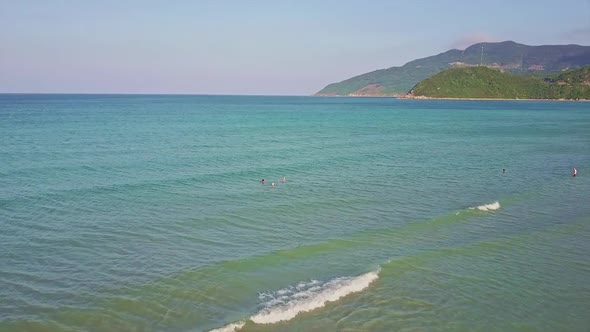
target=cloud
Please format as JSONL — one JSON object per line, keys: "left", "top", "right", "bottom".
{"left": 450, "top": 33, "right": 499, "bottom": 50}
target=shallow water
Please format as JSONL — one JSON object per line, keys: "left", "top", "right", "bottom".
{"left": 1, "top": 95, "right": 589, "bottom": 331}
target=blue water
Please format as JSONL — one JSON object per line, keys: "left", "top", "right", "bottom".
{"left": 1, "top": 95, "right": 589, "bottom": 331}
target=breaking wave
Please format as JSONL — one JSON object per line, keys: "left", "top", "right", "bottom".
{"left": 209, "top": 321, "right": 246, "bottom": 332}
{"left": 251, "top": 269, "right": 379, "bottom": 324}
{"left": 470, "top": 201, "right": 501, "bottom": 211}
{"left": 207, "top": 199, "right": 504, "bottom": 331}
{"left": 208, "top": 269, "right": 379, "bottom": 331}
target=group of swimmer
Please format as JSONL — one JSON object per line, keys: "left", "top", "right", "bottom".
{"left": 502, "top": 167, "right": 578, "bottom": 177}
{"left": 261, "top": 177, "right": 286, "bottom": 187}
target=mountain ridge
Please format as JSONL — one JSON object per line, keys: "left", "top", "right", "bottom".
{"left": 315, "top": 41, "right": 590, "bottom": 96}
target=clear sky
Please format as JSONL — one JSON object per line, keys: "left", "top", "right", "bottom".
{"left": 1, "top": 0, "right": 589, "bottom": 95}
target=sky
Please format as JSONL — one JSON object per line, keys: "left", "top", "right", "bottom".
{"left": 0, "top": 0, "right": 589, "bottom": 95}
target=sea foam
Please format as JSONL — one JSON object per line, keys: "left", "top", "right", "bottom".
{"left": 208, "top": 269, "right": 379, "bottom": 331}
{"left": 470, "top": 201, "right": 501, "bottom": 211}
{"left": 251, "top": 269, "right": 380, "bottom": 324}
{"left": 209, "top": 321, "right": 246, "bottom": 332}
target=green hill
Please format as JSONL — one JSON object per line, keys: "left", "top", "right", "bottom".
{"left": 315, "top": 41, "right": 590, "bottom": 96}
{"left": 409, "top": 66, "right": 590, "bottom": 100}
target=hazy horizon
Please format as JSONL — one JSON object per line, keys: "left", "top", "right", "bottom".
{"left": 1, "top": 0, "right": 589, "bottom": 95}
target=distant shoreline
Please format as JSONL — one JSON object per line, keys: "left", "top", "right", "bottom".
{"left": 314, "top": 94, "right": 590, "bottom": 102}
{"left": 399, "top": 95, "right": 590, "bottom": 102}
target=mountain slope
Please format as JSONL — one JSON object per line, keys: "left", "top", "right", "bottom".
{"left": 315, "top": 41, "right": 590, "bottom": 96}
{"left": 408, "top": 66, "right": 590, "bottom": 100}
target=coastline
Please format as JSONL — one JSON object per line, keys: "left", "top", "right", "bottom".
{"left": 313, "top": 94, "right": 589, "bottom": 102}
{"left": 399, "top": 94, "right": 590, "bottom": 102}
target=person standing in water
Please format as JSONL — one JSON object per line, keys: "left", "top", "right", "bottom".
{"left": 573, "top": 167, "right": 577, "bottom": 177}
{"left": 502, "top": 169, "right": 506, "bottom": 174}
{"left": 261, "top": 179, "right": 266, "bottom": 184}
{"left": 280, "top": 176, "right": 286, "bottom": 183}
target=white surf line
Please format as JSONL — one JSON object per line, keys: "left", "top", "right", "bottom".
{"left": 209, "top": 321, "right": 246, "bottom": 332}
{"left": 208, "top": 268, "right": 380, "bottom": 331}
{"left": 251, "top": 268, "right": 380, "bottom": 324}
{"left": 469, "top": 201, "right": 501, "bottom": 211}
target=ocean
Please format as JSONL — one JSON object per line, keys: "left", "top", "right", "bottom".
{"left": 0, "top": 94, "right": 589, "bottom": 331}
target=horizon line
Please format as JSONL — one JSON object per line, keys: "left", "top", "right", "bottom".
{"left": 0, "top": 92, "right": 316, "bottom": 97}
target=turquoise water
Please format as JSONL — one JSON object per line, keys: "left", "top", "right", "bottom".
{"left": 1, "top": 95, "right": 589, "bottom": 331}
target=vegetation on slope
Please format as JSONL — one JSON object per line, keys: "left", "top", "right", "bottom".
{"left": 316, "top": 41, "right": 590, "bottom": 96}
{"left": 545, "top": 66, "right": 590, "bottom": 100}
{"left": 409, "top": 66, "right": 590, "bottom": 100}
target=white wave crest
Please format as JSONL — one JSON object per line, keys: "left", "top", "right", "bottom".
{"left": 209, "top": 321, "right": 245, "bottom": 332}
{"left": 470, "top": 201, "right": 501, "bottom": 211}
{"left": 250, "top": 269, "right": 380, "bottom": 324}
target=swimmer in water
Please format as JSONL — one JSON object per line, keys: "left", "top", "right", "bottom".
{"left": 261, "top": 179, "right": 266, "bottom": 184}
{"left": 502, "top": 169, "right": 506, "bottom": 173}
{"left": 271, "top": 182, "right": 275, "bottom": 187}
{"left": 573, "top": 167, "right": 577, "bottom": 177}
